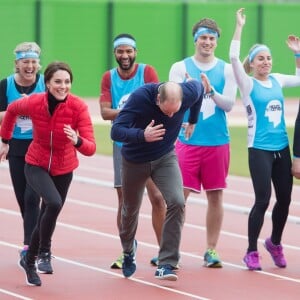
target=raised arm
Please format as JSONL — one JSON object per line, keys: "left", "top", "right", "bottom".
{"left": 286, "top": 35, "right": 300, "bottom": 72}
{"left": 232, "top": 8, "right": 246, "bottom": 42}
{"left": 229, "top": 8, "right": 252, "bottom": 97}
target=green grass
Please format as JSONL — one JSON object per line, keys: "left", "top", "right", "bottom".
{"left": 229, "top": 126, "right": 249, "bottom": 177}
{"left": 94, "top": 124, "right": 113, "bottom": 156}
{"left": 93, "top": 124, "right": 295, "bottom": 178}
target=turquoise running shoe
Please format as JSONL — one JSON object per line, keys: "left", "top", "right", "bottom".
{"left": 203, "top": 249, "right": 222, "bottom": 268}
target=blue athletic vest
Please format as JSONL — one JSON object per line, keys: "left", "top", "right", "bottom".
{"left": 110, "top": 64, "right": 146, "bottom": 147}
{"left": 248, "top": 75, "right": 288, "bottom": 150}
{"left": 7, "top": 74, "right": 45, "bottom": 139}
{"left": 110, "top": 64, "right": 146, "bottom": 109}
{"left": 178, "top": 57, "right": 229, "bottom": 146}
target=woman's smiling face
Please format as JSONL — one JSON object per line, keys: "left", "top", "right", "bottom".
{"left": 46, "top": 70, "right": 71, "bottom": 100}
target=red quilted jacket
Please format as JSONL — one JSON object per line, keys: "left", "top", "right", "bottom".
{"left": 1, "top": 92, "right": 96, "bottom": 175}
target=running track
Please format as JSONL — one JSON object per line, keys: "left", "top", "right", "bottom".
{"left": 1, "top": 99, "right": 300, "bottom": 299}
{"left": 1, "top": 152, "right": 300, "bottom": 300}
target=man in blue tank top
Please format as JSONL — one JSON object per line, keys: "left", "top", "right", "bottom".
{"left": 169, "top": 18, "right": 237, "bottom": 268}
{"left": 99, "top": 34, "right": 166, "bottom": 269}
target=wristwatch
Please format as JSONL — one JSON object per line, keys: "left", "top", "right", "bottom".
{"left": 208, "top": 87, "right": 215, "bottom": 97}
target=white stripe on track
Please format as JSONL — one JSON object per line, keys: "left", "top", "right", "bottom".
{"left": 0, "top": 288, "right": 33, "bottom": 300}
{"left": 1, "top": 208, "right": 300, "bottom": 284}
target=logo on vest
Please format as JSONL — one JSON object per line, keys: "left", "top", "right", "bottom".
{"left": 201, "top": 95, "right": 216, "bottom": 120}
{"left": 16, "top": 116, "right": 32, "bottom": 133}
{"left": 118, "top": 94, "right": 131, "bottom": 110}
{"left": 265, "top": 100, "right": 282, "bottom": 127}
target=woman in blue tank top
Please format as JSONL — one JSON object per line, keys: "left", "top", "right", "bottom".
{"left": 230, "top": 8, "right": 300, "bottom": 271}
{"left": 0, "top": 42, "right": 46, "bottom": 268}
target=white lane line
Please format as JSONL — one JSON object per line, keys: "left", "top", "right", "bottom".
{"left": 0, "top": 240, "right": 209, "bottom": 300}
{"left": 0, "top": 289, "right": 33, "bottom": 300}
{"left": 1, "top": 188, "right": 300, "bottom": 251}
{"left": 72, "top": 174, "right": 300, "bottom": 209}
{"left": 1, "top": 208, "right": 300, "bottom": 284}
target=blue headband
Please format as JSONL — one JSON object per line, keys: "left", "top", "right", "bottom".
{"left": 249, "top": 45, "right": 271, "bottom": 62}
{"left": 15, "top": 51, "right": 39, "bottom": 60}
{"left": 113, "top": 37, "right": 136, "bottom": 49}
{"left": 193, "top": 27, "right": 219, "bottom": 42}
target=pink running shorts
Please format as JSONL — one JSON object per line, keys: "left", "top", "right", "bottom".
{"left": 175, "top": 140, "right": 230, "bottom": 192}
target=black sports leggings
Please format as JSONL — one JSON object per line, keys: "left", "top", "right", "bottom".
{"left": 8, "top": 156, "right": 40, "bottom": 245}
{"left": 247, "top": 147, "right": 292, "bottom": 252}
{"left": 24, "top": 163, "right": 73, "bottom": 261}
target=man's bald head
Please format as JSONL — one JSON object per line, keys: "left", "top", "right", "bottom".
{"left": 157, "top": 82, "right": 183, "bottom": 117}
{"left": 158, "top": 82, "right": 183, "bottom": 103}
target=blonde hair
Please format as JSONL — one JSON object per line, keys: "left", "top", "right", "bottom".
{"left": 14, "top": 42, "right": 41, "bottom": 55}
{"left": 14, "top": 42, "right": 42, "bottom": 72}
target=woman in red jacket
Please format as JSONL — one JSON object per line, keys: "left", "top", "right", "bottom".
{"left": 0, "top": 61, "right": 96, "bottom": 286}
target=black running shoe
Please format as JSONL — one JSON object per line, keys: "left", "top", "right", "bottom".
{"left": 37, "top": 252, "right": 53, "bottom": 274}
{"left": 19, "top": 255, "right": 41, "bottom": 286}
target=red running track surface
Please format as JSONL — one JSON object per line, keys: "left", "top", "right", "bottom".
{"left": 1, "top": 153, "right": 300, "bottom": 300}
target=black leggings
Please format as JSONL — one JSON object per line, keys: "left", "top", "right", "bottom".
{"left": 247, "top": 147, "right": 292, "bottom": 252}
{"left": 8, "top": 156, "right": 40, "bottom": 245}
{"left": 24, "top": 164, "right": 72, "bottom": 261}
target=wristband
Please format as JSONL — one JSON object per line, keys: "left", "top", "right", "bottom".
{"left": 294, "top": 53, "right": 300, "bottom": 58}
{"left": 208, "top": 87, "right": 215, "bottom": 97}
{"left": 1, "top": 138, "right": 9, "bottom": 144}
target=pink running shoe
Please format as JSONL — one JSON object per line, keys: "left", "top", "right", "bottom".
{"left": 264, "top": 238, "right": 287, "bottom": 268}
{"left": 243, "top": 251, "right": 262, "bottom": 270}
